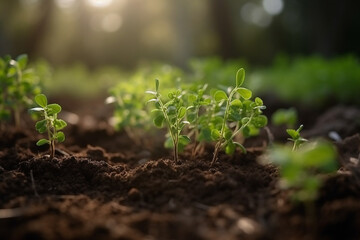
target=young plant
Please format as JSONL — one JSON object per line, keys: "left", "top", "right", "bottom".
{"left": 267, "top": 140, "right": 338, "bottom": 205}
{"left": 287, "top": 124, "right": 308, "bottom": 151}
{"left": 106, "top": 89, "right": 148, "bottom": 145}
{"left": 185, "top": 83, "right": 212, "bottom": 157}
{"left": 210, "top": 68, "right": 267, "bottom": 165}
{"left": 30, "top": 94, "right": 67, "bottom": 159}
{"left": 0, "top": 54, "right": 41, "bottom": 129}
{"left": 146, "top": 79, "right": 190, "bottom": 163}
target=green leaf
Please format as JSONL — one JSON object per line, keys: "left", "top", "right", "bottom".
{"left": 55, "top": 131, "right": 65, "bottom": 142}
{"left": 252, "top": 115, "right": 268, "bottom": 128}
{"left": 151, "top": 109, "right": 162, "bottom": 114}
{"left": 236, "top": 68, "right": 245, "bottom": 87}
{"left": 153, "top": 115, "right": 164, "bottom": 127}
{"left": 237, "top": 88, "right": 252, "bottom": 100}
{"left": 188, "top": 94, "right": 197, "bottom": 103}
{"left": 224, "top": 129, "right": 232, "bottom": 140}
{"left": 234, "top": 142, "right": 247, "bottom": 153}
{"left": 54, "top": 119, "right": 67, "bottom": 130}
{"left": 187, "top": 112, "right": 197, "bottom": 123}
{"left": 230, "top": 99, "right": 242, "bottom": 107}
{"left": 225, "top": 141, "right": 236, "bottom": 155}
{"left": 255, "top": 97, "right": 263, "bottom": 106}
{"left": 35, "top": 94, "right": 47, "bottom": 108}
{"left": 178, "top": 107, "right": 186, "bottom": 118}
{"left": 36, "top": 138, "right": 50, "bottom": 146}
{"left": 200, "top": 99, "right": 211, "bottom": 105}
{"left": 16, "top": 54, "right": 28, "bottom": 70}
{"left": 179, "top": 135, "right": 191, "bottom": 145}
{"left": 47, "top": 104, "right": 62, "bottom": 115}
{"left": 286, "top": 129, "right": 299, "bottom": 139}
{"left": 211, "top": 129, "right": 221, "bottom": 140}
{"left": 242, "top": 126, "right": 250, "bottom": 137}
{"left": 198, "top": 127, "right": 212, "bottom": 142}
{"left": 35, "top": 119, "right": 47, "bottom": 131}
{"left": 214, "top": 90, "right": 228, "bottom": 102}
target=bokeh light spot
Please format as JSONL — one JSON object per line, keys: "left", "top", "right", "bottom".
{"left": 262, "top": 0, "right": 284, "bottom": 15}
{"left": 241, "top": 2, "right": 272, "bottom": 27}
{"left": 87, "top": 0, "right": 113, "bottom": 8}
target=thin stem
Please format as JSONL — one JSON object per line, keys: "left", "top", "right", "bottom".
{"left": 211, "top": 89, "right": 237, "bottom": 164}
{"left": 191, "top": 106, "right": 200, "bottom": 159}
{"left": 157, "top": 95, "right": 178, "bottom": 162}
{"left": 230, "top": 113, "right": 254, "bottom": 139}
{"left": 173, "top": 135, "right": 178, "bottom": 163}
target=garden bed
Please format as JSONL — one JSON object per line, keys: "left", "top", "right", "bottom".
{"left": 1, "top": 95, "right": 360, "bottom": 240}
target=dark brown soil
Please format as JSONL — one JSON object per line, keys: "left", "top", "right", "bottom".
{"left": 1, "top": 100, "right": 360, "bottom": 240}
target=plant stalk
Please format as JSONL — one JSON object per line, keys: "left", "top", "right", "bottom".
{"left": 211, "top": 89, "right": 236, "bottom": 165}
{"left": 157, "top": 96, "right": 179, "bottom": 163}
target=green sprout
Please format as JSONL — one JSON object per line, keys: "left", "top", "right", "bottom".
{"left": 147, "top": 79, "right": 190, "bottom": 163}
{"left": 106, "top": 89, "right": 148, "bottom": 145}
{"left": 0, "top": 54, "right": 41, "bottom": 129}
{"left": 210, "top": 68, "right": 267, "bottom": 165}
{"left": 267, "top": 140, "right": 338, "bottom": 205}
{"left": 287, "top": 124, "right": 308, "bottom": 151}
{"left": 185, "top": 83, "right": 211, "bottom": 157}
{"left": 30, "top": 94, "right": 67, "bottom": 159}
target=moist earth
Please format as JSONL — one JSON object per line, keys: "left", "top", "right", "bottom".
{"left": 1, "top": 98, "right": 360, "bottom": 240}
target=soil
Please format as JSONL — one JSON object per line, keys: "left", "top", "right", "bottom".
{"left": 1, "top": 95, "right": 360, "bottom": 240}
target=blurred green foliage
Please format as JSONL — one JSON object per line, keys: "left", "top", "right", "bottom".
{"left": 271, "top": 107, "right": 298, "bottom": 128}
{"left": 248, "top": 55, "right": 360, "bottom": 107}
{"left": 0, "top": 54, "right": 41, "bottom": 128}
{"left": 268, "top": 140, "right": 337, "bottom": 203}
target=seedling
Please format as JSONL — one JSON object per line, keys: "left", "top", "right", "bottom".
{"left": 267, "top": 140, "right": 338, "bottom": 206}
{"left": 186, "top": 83, "right": 211, "bottom": 157}
{"left": 210, "top": 68, "right": 267, "bottom": 165}
{"left": 30, "top": 94, "right": 67, "bottom": 159}
{"left": 106, "top": 90, "right": 148, "bottom": 145}
{"left": 287, "top": 124, "right": 308, "bottom": 151}
{"left": 146, "top": 79, "right": 190, "bottom": 163}
{"left": 0, "top": 54, "right": 41, "bottom": 129}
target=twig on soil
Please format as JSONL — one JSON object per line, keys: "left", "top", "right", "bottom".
{"left": 30, "top": 170, "right": 39, "bottom": 197}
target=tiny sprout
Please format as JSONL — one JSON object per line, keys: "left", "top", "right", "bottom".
{"left": 287, "top": 124, "right": 308, "bottom": 151}
{"left": 146, "top": 79, "right": 190, "bottom": 163}
{"left": 30, "top": 94, "right": 67, "bottom": 159}
{"left": 267, "top": 140, "right": 338, "bottom": 205}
